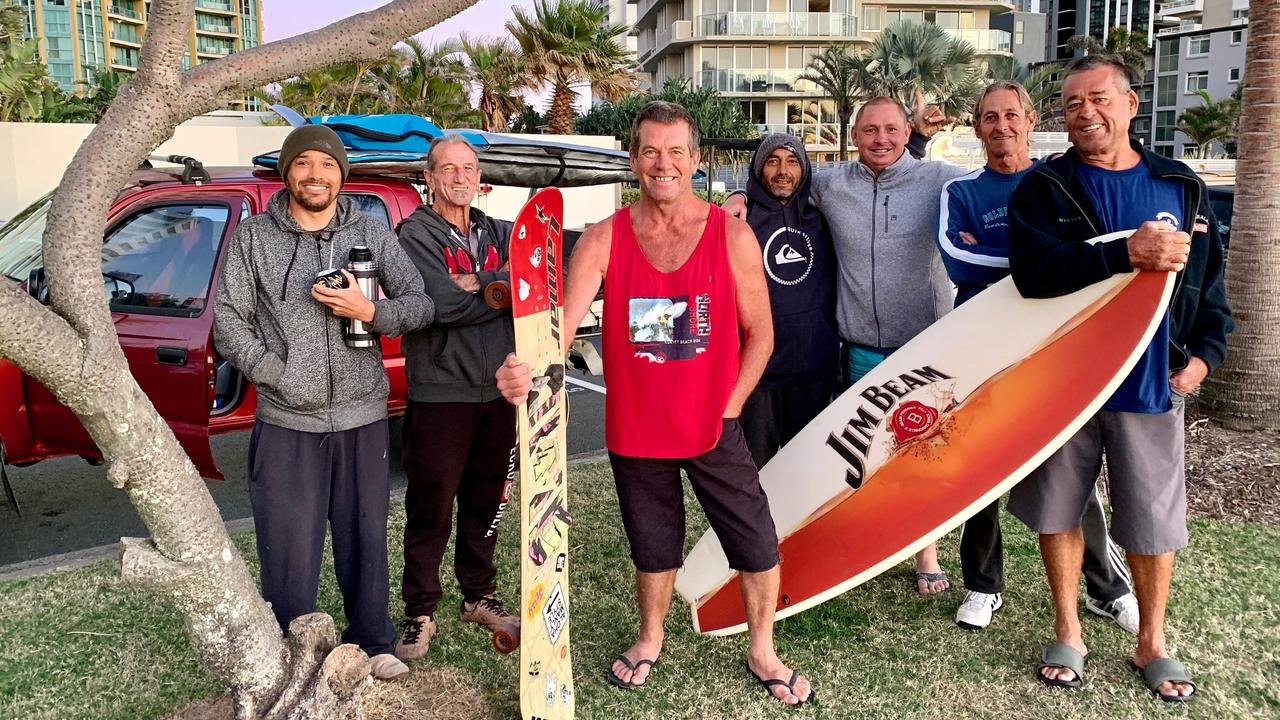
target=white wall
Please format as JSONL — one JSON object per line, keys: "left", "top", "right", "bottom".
{"left": 0, "top": 122, "right": 623, "bottom": 228}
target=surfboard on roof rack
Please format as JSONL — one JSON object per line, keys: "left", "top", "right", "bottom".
{"left": 252, "top": 107, "right": 636, "bottom": 188}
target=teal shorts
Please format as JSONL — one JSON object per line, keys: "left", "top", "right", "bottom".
{"left": 842, "top": 343, "right": 894, "bottom": 386}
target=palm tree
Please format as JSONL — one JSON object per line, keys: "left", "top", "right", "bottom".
{"left": 459, "top": 35, "right": 532, "bottom": 132}
{"left": 77, "top": 66, "right": 130, "bottom": 121}
{"left": 1067, "top": 26, "right": 1149, "bottom": 80}
{"left": 0, "top": 4, "right": 25, "bottom": 49}
{"left": 801, "top": 43, "right": 869, "bottom": 161}
{"left": 1174, "top": 89, "right": 1239, "bottom": 158}
{"left": 508, "top": 0, "right": 638, "bottom": 134}
{"left": 1203, "top": 0, "right": 1280, "bottom": 429}
{"left": 0, "top": 38, "right": 51, "bottom": 121}
{"left": 860, "top": 21, "right": 986, "bottom": 120}
{"left": 985, "top": 55, "right": 1062, "bottom": 120}
{"left": 383, "top": 38, "right": 481, "bottom": 127}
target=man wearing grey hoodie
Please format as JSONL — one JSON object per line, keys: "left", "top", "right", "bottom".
{"left": 214, "top": 124, "right": 434, "bottom": 680}
{"left": 728, "top": 97, "right": 966, "bottom": 593}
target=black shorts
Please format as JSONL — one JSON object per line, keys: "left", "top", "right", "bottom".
{"left": 608, "top": 418, "right": 780, "bottom": 573}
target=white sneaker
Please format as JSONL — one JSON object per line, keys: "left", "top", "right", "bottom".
{"left": 1086, "top": 592, "right": 1140, "bottom": 634}
{"left": 955, "top": 590, "right": 1003, "bottom": 630}
{"left": 368, "top": 653, "right": 410, "bottom": 681}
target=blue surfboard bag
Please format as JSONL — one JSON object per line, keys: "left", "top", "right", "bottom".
{"left": 310, "top": 114, "right": 445, "bottom": 153}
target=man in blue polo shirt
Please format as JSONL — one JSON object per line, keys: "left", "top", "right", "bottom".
{"left": 1007, "top": 56, "right": 1232, "bottom": 702}
{"left": 938, "top": 80, "right": 1136, "bottom": 634}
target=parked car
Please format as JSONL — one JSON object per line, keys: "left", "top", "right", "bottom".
{"left": 0, "top": 144, "right": 622, "bottom": 489}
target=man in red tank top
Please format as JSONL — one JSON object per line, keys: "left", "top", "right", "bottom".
{"left": 497, "top": 102, "right": 813, "bottom": 705}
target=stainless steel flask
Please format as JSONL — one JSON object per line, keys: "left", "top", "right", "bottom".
{"left": 344, "top": 245, "right": 380, "bottom": 348}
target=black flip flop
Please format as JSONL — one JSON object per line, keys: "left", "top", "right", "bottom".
{"left": 605, "top": 654, "right": 656, "bottom": 689}
{"left": 748, "top": 667, "right": 816, "bottom": 705}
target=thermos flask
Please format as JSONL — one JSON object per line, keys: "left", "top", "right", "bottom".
{"left": 344, "top": 246, "right": 379, "bottom": 348}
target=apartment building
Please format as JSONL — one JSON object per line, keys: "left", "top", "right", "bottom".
{"left": 16, "top": 0, "right": 264, "bottom": 109}
{"left": 1150, "top": 0, "right": 1246, "bottom": 157}
{"left": 628, "top": 0, "right": 1022, "bottom": 156}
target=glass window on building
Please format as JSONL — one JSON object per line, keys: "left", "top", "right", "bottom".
{"left": 1155, "top": 144, "right": 1175, "bottom": 157}
{"left": 1187, "top": 35, "right": 1210, "bottom": 56}
{"left": 740, "top": 99, "right": 766, "bottom": 126}
{"left": 1157, "top": 75, "right": 1177, "bottom": 106}
{"left": 1015, "top": 20, "right": 1024, "bottom": 45}
{"left": 1158, "top": 39, "right": 1178, "bottom": 73}
{"left": 862, "top": 6, "right": 881, "bottom": 32}
{"left": 1232, "top": 8, "right": 1248, "bottom": 21}
{"left": 1229, "top": 67, "right": 1240, "bottom": 83}
{"left": 1155, "top": 110, "right": 1175, "bottom": 142}
{"left": 1231, "top": 29, "right": 1243, "bottom": 45}
{"left": 1185, "top": 71, "right": 1208, "bottom": 94}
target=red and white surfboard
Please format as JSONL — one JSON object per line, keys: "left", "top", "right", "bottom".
{"left": 675, "top": 231, "right": 1175, "bottom": 636}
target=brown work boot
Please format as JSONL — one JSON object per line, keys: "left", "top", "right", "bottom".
{"left": 393, "top": 615, "right": 437, "bottom": 662}
{"left": 460, "top": 594, "right": 519, "bottom": 632}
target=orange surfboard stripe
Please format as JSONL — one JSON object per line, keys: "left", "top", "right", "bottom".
{"left": 694, "top": 271, "right": 1167, "bottom": 633}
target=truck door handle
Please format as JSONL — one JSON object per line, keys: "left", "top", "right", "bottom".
{"left": 156, "top": 347, "right": 187, "bottom": 366}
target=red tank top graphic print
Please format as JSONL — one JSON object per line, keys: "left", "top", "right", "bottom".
{"left": 603, "top": 205, "right": 739, "bottom": 458}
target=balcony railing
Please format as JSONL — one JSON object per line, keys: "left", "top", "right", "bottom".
{"left": 1158, "top": 0, "right": 1203, "bottom": 16}
{"left": 698, "top": 12, "right": 858, "bottom": 38}
{"left": 1157, "top": 22, "right": 1202, "bottom": 35}
{"left": 110, "top": 29, "right": 140, "bottom": 44}
{"left": 754, "top": 123, "right": 841, "bottom": 146}
{"left": 196, "top": 20, "right": 236, "bottom": 34}
{"left": 700, "top": 68, "right": 819, "bottom": 95}
{"left": 108, "top": 4, "right": 141, "bottom": 19}
{"left": 196, "top": 41, "right": 234, "bottom": 56}
{"left": 942, "top": 28, "right": 1011, "bottom": 52}
{"left": 195, "top": 0, "right": 235, "bottom": 12}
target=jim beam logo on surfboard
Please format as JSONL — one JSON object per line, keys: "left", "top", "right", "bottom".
{"left": 826, "top": 366, "right": 956, "bottom": 489}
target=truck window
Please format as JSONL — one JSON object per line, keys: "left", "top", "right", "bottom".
{"left": 343, "top": 193, "right": 392, "bottom": 229}
{"left": 102, "top": 203, "right": 230, "bottom": 317}
{"left": 0, "top": 191, "right": 53, "bottom": 283}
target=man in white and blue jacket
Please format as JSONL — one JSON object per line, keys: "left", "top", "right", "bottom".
{"left": 938, "top": 81, "right": 1137, "bottom": 635}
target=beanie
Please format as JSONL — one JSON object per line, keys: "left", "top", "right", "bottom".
{"left": 279, "top": 124, "right": 350, "bottom": 183}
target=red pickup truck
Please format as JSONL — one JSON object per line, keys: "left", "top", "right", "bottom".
{"left": 0, "top": 156, "right": 608, "bottom": 498}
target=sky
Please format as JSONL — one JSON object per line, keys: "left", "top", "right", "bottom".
{"left": 262, "top": 0, "right": 564, "bottom": 110}
{"left": 263, "top": 0, "right": 532, "bottom": 49}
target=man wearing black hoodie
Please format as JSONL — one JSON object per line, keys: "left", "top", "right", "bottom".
{"left": 394, "top": 135, "right": 520, "bottom": 661}
{"left": 740, "top": 134, "right": 838, "bottom": 467}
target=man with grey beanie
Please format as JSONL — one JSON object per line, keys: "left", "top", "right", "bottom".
{"left": 214, "top": 123, "right": 434, "bottom": 680}
{"left": 738, "top": 134, "right": 837, "bottom": 467}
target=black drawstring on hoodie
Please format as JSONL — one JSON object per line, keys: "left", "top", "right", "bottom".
{"left": 280, "top": 234, "right": 302, "bottom": 301}
{"left": 278, "top": 221, "right": 338, "bottom": 302}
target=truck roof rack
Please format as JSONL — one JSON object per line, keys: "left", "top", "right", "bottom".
{"left": 138, "top": 155, "right": 212, "bottom": 185}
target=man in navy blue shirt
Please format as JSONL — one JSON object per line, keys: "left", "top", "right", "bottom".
{"left": 938, "top": 81, "right": 1136, "bottom": 634}
{"left": 1008, "top": 56, "right": 1232, "bottom": 702}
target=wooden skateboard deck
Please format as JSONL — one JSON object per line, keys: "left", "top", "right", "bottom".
{"left": 510, "top": 187, "right": 575, "bottom": 719}
{"left": 676, "top": 231, "right": 1176, "bottom": 635}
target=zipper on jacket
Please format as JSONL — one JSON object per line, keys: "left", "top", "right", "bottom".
{"left": 870, "top": 180, "right": 882, "bottom": 348}
{"left": 316, "top": 239, "right": 337, "bottom": 431}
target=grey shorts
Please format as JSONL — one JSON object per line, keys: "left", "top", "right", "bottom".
{"left": 1008, "top": 393, "right": 1187, "bottom": 555}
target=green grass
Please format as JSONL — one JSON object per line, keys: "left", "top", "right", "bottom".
{"left": 1, "top": 460, "right": 1278, "bottom": 719}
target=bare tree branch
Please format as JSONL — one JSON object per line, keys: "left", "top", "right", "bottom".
{"left": 0, "top": 1, "right": 481, "bottom": 715}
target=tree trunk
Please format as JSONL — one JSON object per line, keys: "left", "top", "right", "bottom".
{"left": 0, "top": 1, "right": 477, "bottom": 717}
{"left": 839, "top": 114, "right": 850, "bottom": 163}
{"left": 1203, "top": 0, "right": 1280, "bottom": 429}
{"left": 547, "top": 80, "right": 577, "bottom": 134}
